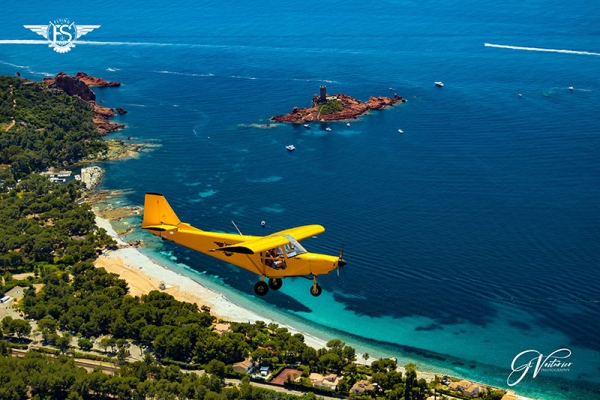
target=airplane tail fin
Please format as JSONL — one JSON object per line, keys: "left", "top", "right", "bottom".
{"left": 142, "top": 192, "right": 181, "bottom": 231}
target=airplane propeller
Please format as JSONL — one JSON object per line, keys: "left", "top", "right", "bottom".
{"left": 336, "top": 242, "right": 347, "bottom": 277}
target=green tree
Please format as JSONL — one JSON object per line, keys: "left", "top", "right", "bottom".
{"left": 77, "top": 337, "right": 93, "bottom": 351}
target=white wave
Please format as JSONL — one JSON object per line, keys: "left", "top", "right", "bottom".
{"left": 292, "top": 78, "right": 340, "bottom": 84}
{"left": 153, "top": 70, "right": 214, "bottom": 77}
{"left": 484, "top": 43, "right": 600, "bottom": 56}
{"left": 0, "top": 60, "right": 29, "bottom": 68}
{"left": 231, "top": 75, "right": 257, "bottom": 80}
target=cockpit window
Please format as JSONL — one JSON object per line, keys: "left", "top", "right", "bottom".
{"left": 282, "top": 235, "right": 307, "bottom": 256}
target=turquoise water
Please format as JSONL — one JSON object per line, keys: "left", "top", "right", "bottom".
{"left": 2, "top": 1, "right": 600, "bottom": 398}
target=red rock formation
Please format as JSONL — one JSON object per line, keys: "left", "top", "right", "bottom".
{"left": 75, "top": 72, "right": 121, "bottom": 87}
{"left": 42, "top": 72, "right": 125, "bottom": 134}
{"left": 91, "top": 102, "right": 125, "bottom": 135}
{"left": 272, "top": 91, "right": 406, "bottom": 123}
{"left": 45, "top": 72, "right": 96, "bottom": 101}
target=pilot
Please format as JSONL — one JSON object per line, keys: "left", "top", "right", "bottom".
{"left": 270, "top": 248, "right": 286, "bottom": 269}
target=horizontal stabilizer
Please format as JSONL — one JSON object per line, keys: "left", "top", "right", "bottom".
{"left": 143, "top": 224, "right": 179, "bottom": 232}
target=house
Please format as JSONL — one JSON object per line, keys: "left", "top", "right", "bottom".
{"left": 213, "top": 323, "right": 231, "bottom": 335}
{"left": 463, "top": 382, "right": 485, "bottom": 397}
{"left": 448, "top": 380, "right": 485, "bottom": 397}
{"left": 350, "top": 379, "right": 374, "bottom": 395}
{"left": 309, "top": 373, "right": 341, "bottom": 390}
{"left": 232, "top": 359, "right": 255, "bottom": 374}
{"left": 259, "top": 365, "right": 271, "bottom": 377}
{"left": 271, "top": 368, "right": 303, "bottom": 385}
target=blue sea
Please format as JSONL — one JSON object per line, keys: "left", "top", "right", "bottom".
{"left": 2, "top": 1, "right": 599, "bottom": 398}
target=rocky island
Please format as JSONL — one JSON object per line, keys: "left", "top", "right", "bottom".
{"left": 272, "top": 85, "right": 406, "bottom": 123}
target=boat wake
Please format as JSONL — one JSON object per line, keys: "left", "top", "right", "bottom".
{"left": 153, "top": 70, "right": 214, "bottom": 77}
{"left": 484, "top": 43, "right": 600, "bottom": 56}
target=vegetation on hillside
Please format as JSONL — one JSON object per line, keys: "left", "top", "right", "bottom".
{"left": 0, "top": 174, "right": 115, "bottom": 273}
{"left": 0, "top": 76, "right": 107, "bottom": 177}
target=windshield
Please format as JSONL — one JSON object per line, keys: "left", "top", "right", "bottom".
{"left": 281, "top": 234, "right": 307, "bottom": 256}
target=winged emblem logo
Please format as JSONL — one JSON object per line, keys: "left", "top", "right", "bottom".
{"left": 24, "top": 19, "right": 100, "bottom": 53}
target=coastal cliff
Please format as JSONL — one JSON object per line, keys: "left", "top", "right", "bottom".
{"left": 43, "top": 72, "right": 126, "bottom": 134}
{"left": 272, "top": 88, "right": 406, "bottom": 123}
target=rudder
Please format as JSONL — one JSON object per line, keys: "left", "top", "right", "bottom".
{"left": 142, "top": 192, "right": 181, "bottom": 229}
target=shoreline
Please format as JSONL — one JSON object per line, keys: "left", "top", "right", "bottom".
{"left": 92, "top": 213, "right": 538, "bottom": 399}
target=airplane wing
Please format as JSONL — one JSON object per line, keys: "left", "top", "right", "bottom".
{"left": 23, "top": 25, "right": 49, "bottom": 39}
{"left": 271, "top": 224, "right": 325, "bottom": 241}
{"left": 76, "top": 25, "right": 101, "bottom": 39}
{"left": 215, "top": 224, "right": 324, "bottom": 254}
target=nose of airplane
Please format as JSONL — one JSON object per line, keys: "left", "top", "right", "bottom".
{"left": 338, "top": 258, "right": 347, "bottom": 267}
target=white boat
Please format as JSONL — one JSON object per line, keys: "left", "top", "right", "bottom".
{"left": 435, "top": 81, "right": 444, "bottom": 87}
{"left": 398, "top": 129, "right": 404, "bottom": 134}
{"left": 325, "top": 127, "right": 332, "bottom": 132}
{"left": 286, "top": 145, "right": 296, "bottom": 151}
{"left": 346, "top": 123, "right": 351, "bottom": 127}
{"left": 569, "top": 86, "right": 574, "bottom": 91}
{"left": 303, "top": 123, "right": 310, "bottom": 129}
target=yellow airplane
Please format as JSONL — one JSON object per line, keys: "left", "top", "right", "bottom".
{"left": 141, "top": 193, "right": 346, "bottom": 297}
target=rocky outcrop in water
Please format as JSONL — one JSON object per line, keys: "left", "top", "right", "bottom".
{"left": 272, "top": 90, "right": 406, "bottom": 123}
{"left": 75, "top": 72, "right": 120, "bottom": 87}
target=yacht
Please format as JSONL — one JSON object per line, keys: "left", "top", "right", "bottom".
{"left": 325, "top": 127, "right": 332, "bottom": 132}
{"left": 286, "top": 145, "right": 296, "bottom": 151}
{"left": 435, "top": 81, "right": 444, "bottom": 87}
{"left": 398, "top": 129, "right": 404, "bottom": 134}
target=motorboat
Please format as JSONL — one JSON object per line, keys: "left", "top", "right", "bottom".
{"left": 346, "top": 123, "right": 351, "bottom": 127}
{"left": 569, "top": 86, "right": 574, "bottom": 91}
{"left": 286, "top": 145, "right": 296, "bottom": 151}
{"left": 398, "top": 129, "right": 404, "bottom": 134}
{"left": 435, "top": 81, "right": 444, "bottom": 87}
{"left": 325, "top": 127, "right": 332, "bottom": 132}
{"left": 303, "top": 123, "right": 310, "bottom": 129}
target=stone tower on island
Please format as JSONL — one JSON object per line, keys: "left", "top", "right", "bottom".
{"left": 319, "top": 85, "right": 327, "bottom": 102}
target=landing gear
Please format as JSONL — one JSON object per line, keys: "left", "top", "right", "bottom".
{"left": 254, "top": 281, "right": 269, "bottom": 296}
{"left": 310, "top": 283, "right": 322, "bottom": 297}
{"left": 268, "top": 278, "right": 283, "bottom": 290}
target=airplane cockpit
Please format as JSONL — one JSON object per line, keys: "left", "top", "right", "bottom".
{"left": 262, "top": 235, "right": 308, "bottom": 269}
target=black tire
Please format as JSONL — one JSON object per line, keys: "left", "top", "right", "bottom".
{"left": 310, "top": 284, "right": 322, "bottom": 297}
{"left": 254, "top": 281, "right": 269, "bottom": 296}
{"left": 268, "top": 278, "right": 283, "bottom": 290}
